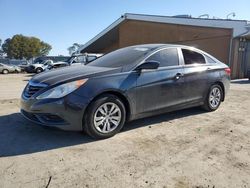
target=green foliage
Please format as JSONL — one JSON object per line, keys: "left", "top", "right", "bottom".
{"left": 67, "top": 43, "right": 81, "bottom": 55}
{"left": 2, "top": 35, "right": 52, "bottom": 59}
{"left": 0, "top": 39, "right": 3, "bottom": 57}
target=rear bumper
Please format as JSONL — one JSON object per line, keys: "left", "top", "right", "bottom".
{"left": 221, "top": 75, "right": 230, "bottom": 100}
{"left": 20, "top": 93, "right": 90, "bottom": 131}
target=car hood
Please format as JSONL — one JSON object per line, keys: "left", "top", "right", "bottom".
{"left": 55, "top": 61, "right": 68, "bottom": 64}
{"left": 30, "top": 64, "right": 43, "bottom": 67}
{"left": 31, "top": 65, "right": 121, "bottom": 86}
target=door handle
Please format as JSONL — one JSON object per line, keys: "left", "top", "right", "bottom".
{"left": 174, "top": 73, "right": 184, "bottom": 80}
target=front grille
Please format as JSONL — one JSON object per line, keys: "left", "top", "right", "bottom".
{"left": 23, "top": 82, "right": 47, "bottom": 98}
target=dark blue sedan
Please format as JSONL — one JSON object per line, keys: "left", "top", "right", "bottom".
{"left": 20, "top": 44, "right": 230, "bottom": 139}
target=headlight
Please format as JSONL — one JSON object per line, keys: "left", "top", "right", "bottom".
{"left": 36, "top": 79, "right": 88, "bottom": 99}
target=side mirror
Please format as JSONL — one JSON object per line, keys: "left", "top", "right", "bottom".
{"left": 135, "top": 60, "right": 160, "bottom": 71}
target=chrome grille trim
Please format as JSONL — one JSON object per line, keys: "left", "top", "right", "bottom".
{"left": 23, "top": 81, "right": 48, "bottom": 98}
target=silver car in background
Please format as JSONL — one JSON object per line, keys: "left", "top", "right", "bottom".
{"left": 0, "top": 63, "right": 21, "bottom": 74}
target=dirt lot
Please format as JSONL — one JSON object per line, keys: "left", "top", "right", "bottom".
{"left": 0, "top": 74, "right": 250, "bottom": 188}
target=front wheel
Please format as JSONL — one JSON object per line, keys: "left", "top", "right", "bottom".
{"left": 36, "top": 68, "right": 43, "bottom": 73}
{"left": 202, "top": 84, "right": 223, "bottom": 111}
{"left": 2, "top": 69, "right": 9, "bottom": 74}
{"left": 83, "top": 94, "right": 126, "bottom": 139}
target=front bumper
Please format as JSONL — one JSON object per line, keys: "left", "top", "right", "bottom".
{"left": 25, "top": 66, "right": 37, "bottom": 73}
{"left": 20, "top": 93, "right": 89, "bottom": 131}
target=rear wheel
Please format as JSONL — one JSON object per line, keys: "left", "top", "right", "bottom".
{"left": 2, "top": 69, "right": 9, "bottom": 74}
{"left": 202, "top": 84, "right": 223, "bottom": 111}
{"left": 83, "top": 94, "right": 126, "bottom": 139}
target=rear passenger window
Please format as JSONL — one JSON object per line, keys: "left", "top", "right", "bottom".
{"left": 205, "top": 56, "right": 217, "bottom": 64}
{"left": 146, "top": 48, "right": 179, "bottom": 67}
{"left": 182, "top": 49, "right": 206, "bottom": 65}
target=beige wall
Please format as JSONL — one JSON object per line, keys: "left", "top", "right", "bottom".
{"left": 101, "top": 40, "right": 119, "bottom": 54}
{"left": 118, "top": 20, "right": 232, "bottom": 65}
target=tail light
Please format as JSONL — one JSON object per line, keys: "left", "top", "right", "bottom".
{"left": 224, "top": 68, "right": 231, "bottom": 76}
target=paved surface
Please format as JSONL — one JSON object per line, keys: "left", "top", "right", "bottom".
{"left": 0, "top": 74, "right": 32, "bottom": 100}
{"left": 0, "top": 74, "right": 250, "bottom": 188}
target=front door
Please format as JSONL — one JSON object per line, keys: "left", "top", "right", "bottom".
{"left": 135, "top": 48, "right": 185, "bottom": 114}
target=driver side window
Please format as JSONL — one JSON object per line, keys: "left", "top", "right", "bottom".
{"left": 146, "top": 48, "right": 179, "bottom": 67}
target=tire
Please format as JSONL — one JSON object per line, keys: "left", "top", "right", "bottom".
{"left": 36, "top": 68, "right": 43, "bottom": 73}
{"left": 202, "top": 84, "right": 223, "bottom": 111}
{"left": 2, "top": 69, "right": 9, "bottom": 74}
{"left": 83, "top": 94, "right": 126, "bottom": 139}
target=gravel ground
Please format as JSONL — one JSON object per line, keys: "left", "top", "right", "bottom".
{"left": 0, "top": 74, "right": 250, "bottom": 188}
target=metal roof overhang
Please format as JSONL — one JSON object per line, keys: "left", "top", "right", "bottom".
{"left": 240, "top": 30, "right": 250, "bottom": 39}
{"left": 79, "top": 13, "right": 249, "bottom": 53}
{"left": 81, "top": 25, "right": 119, "bottom": 53}
{"left": 79, "top": 17, "right": 125, "bottom": 53}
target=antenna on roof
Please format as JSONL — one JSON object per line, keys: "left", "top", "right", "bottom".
{"left": 198, "top": 14, "right": 209, "bottom": 19}
{"left": 226, "top": 12, "right": 236, "bottom": 19}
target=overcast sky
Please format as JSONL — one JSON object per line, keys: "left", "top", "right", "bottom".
{"left": 0, "top": 0, "right": 249, "bottom": 56}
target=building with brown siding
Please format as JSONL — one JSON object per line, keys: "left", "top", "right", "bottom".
{"left": 79, "top": 13, "right": 250, "bottom": 79}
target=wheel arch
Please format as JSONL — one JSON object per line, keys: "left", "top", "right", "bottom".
{"left": 85, "top": 90, "right": 132, "bottom": 122}
{"left": 213, "top": 81, "right": 225, "bottom": 101}
{"left": 2, "top": 69, "right": 9, "bottom": 74}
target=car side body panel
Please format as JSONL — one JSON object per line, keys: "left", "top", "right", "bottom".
{"left": 20, "top": 44, "right": 231, "bottom": 131}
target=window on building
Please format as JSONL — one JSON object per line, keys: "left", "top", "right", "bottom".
{"left": 146, "top": 48, "right": 179, "bottom": 67}
{"left": 182, "top": 49, "right": 206, "bottom": 65}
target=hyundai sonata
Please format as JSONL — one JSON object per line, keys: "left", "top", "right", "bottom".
{"left": 21, "top": 44, "right": 230, "bottom": 138}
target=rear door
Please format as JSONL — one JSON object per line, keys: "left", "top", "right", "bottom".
{"left": 135, "top": 48, "right": 185, "bottom": 114}
{"left": 180, "top": 48, "right": 210, "bottom": 103}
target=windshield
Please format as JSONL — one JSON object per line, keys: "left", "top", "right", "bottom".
{"left": 67, "top": 56, "right": 76, "bottom": 63}
{"left": 87, "top": 46, "right": 152, "bottom": 69}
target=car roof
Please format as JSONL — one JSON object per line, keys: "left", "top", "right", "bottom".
{"left": 128, "top": 43, "right": 217, "bottom": 58}
{"left": 135, "top": 43, "right": 221, "bottom": 63}
{"left": 128, "top": 43, "right": 198, "bottom": 50}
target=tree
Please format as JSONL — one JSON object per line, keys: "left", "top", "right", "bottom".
{"left": 0, "top": 39, "right": 3, "bottom": 57}
{"left": 2, "top": 35, "right": 52, "bottom": 59}
{"left": 67, "top": 43, "right": 82, "bottom": 55}
{"left": 2, "top": 38, "right": 11, "bottom": 56}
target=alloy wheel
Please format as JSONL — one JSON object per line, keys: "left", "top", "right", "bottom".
{"left": 93, "top": 102, "right": 122, "bottom": 133}
{"left": 209, "top": 87, "right": 221, "bottom": 109}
